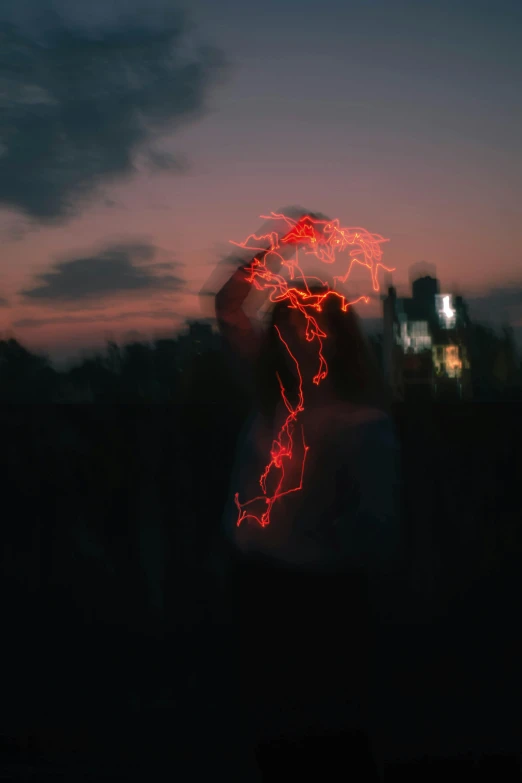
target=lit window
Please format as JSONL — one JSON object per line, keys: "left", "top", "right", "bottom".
{"left": 436, "top": 295, "right": 457, "bottom": 329}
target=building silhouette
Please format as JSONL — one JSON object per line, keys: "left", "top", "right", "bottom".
{"left": 382, "top": 275, "right": 472, "bottom": 401}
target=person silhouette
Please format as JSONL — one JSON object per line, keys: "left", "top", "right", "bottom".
{"left": 211, "top": 209, "right": 405, "bottom": 780}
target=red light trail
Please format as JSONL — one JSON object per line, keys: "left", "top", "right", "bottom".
{"left": 229, "top": 212, "right": 392, "bottom": 530}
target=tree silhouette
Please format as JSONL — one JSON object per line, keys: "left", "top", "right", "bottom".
{"left": 0, "top": 316, "right": 519, "bottom": 404}
{"left": 468, "top": 323, "right": 521, "bottom": 400}
{"left": 0, "top": 338, "right": 58, "bottom": 402}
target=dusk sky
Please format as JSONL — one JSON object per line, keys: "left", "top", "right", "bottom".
{"left": 1, "top": 0, "right": 521, "bottom": 365}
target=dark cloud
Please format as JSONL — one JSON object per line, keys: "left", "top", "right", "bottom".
{"left": 0, "top": 295, "right": 9, "bottom": 306}
{"left": 13, "top": 307, "right": 180, "bottom": 329}
{"left": 19, "top": 240, "right": 184, "bottom": 303}
{"left": 0, "top": 1, "right": 226, "bottom": 223}
{"left": 144, "top": 149, "right": 189, "bottom": 174}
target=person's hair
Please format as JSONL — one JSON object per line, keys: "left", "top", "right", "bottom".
{"left": 254, "top": 285, "right": 390, "bottom": 418}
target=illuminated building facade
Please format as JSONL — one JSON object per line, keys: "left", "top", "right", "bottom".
{"left": 382, "top": 275, "right": 471, "bottom": 400}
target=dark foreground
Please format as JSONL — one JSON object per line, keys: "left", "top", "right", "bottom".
{"left": 1, "top": 403, "right": 521, "bottom": 780}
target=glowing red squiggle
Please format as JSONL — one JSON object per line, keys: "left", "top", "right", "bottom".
{"left": 230, "top": 212, "right": 393, "bottom": 529}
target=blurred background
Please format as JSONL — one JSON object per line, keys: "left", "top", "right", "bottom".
{"left": 1, "top": 1, "right": 521, "bottom": 780}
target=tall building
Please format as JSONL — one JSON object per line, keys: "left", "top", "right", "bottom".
{"left": 382, "top": 275, "right": 471, "bottom": 401}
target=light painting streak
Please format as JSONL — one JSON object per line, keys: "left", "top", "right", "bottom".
{"left": 229, "top": 212, "right": 393, "bottom": 529}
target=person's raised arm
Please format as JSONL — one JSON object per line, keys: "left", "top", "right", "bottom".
{"left": 205, "top": 209, "right": 327, "bottom": 385}
{"left": 214, "top": 251, "right": 266, "bottom": 365}
{"left": 214, "top": 219, "right": 308, "bottom": 363}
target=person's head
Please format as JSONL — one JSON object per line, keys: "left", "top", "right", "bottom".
{"left": 255, "top": 283, "right": 390, "bottom": 417}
